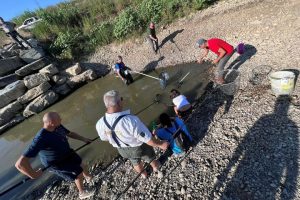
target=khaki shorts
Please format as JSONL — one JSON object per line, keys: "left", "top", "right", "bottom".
{"left": 117, "top": 143, "right": 156, "bottom": 166}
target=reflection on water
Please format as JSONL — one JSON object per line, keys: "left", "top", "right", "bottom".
{"left": 0, "top": 62, "right": 210, "bottom": 199}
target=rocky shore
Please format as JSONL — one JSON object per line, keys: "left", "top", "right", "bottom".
{"left": 0, "top": 46, "right": 109, "bottom": 134}
{"left": 19, "top": 0, "right": 300, "bottom": 199}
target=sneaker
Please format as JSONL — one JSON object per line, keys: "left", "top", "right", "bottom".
{"left": 79, "top": 190, "right": 95, "bottom": 199}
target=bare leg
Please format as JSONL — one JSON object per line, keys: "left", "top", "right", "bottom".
{"left": 150, "top": 159, "right": 161, "bottom": 172}
{"left": 133, "top": 162, "right": 148, "bottom": 178}
{"left": 81, "top": 163, "right": 92, "bottom": 179}
{"left": 75, "top": 172, "right": 85, "bottom": 194}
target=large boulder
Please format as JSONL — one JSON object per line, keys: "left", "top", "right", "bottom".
{"left": 0, "top": 49, "right": 19, "bottom": 58}
{"left": 81, "top": 62, "right": 110, "bottom": 78}
{"left": 0, "top": 101, "right": 23, "bottom": 126}
{"left": 23, "top": 73, "right": 50, "bottom": 89}
{"left": 39, "top": 64, "right": 59, "bottom": 77}
{"left": 53, "top": 84, "right": 71, "bottom": 96}
{"left": 19, "top": 47, "right": 45, "bottom": 63}
{"left": 0, "top": 56, "right": 24, "bottom": 76}
{"left": 67, "top": 69, "right": 97, "bottom": 88}
{"left": 23, "top": 90, "right": 59, "bottom": 117}
{"left": 15, "top": 58, "right": 49, "bottom": 77}
{"left": 52, "top": 75, "right": 67, "bottom": 85}
{"left": 17, "top": 82, "right": 52, "bottom": 104}
{"left": 65, "top": 63, "right": 82, "bottom": 76}
{"left": 0, "top": 115, "right": 25, "bottom": 134}
{"left": 0, "top": 74, "right": 18, "bottom": 89}
{"left": 0, "top": 81, "right": 26, "bottom": 108}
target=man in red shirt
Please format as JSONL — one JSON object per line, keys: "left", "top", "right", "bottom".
{"left": 196, "top": 38, "right": 234, "bottom": 84}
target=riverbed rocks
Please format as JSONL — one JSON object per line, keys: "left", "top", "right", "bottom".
{"left": 0, "top": 74, "right": 18, "bottom": 88}
{"left": 19, "top": 47, "right": 45, "bottom": 63}
{"left": 0, "top": 46, "right": 109, "bottom": 133}
{"left": 0, "top": 56, "right": 23, "bottom": 76}
{"left": 0, "top": 101, "right": 23, "bottom": 126}
{"left": 15, "top": 58, "right": 49, "bottom": 77}
{"left": 65, "top": 63, "right": 82, "bottom": 76}
{"left": 23, "top": 90, "right": 59, "bottom": 117}
{"left": 67, "top": 69, "right": 97, "bottom": 88}
{"left": 0, "top": 80, "right": 26, "bottom": 108}
{"left": 17, "top": 82, "right": 52, "bottom": 104}
{"left": 23, "top": 73, "right": 50, "bottom": 89}
{"left": 39, "top": 64, "right": 59, "bottom": 77}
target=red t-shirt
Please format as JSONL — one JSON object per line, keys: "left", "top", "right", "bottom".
{"left": 207, "top": 38, "right": 234, "bottom": 56}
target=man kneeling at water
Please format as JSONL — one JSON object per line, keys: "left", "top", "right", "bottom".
{"left": 15, "top": 112, "right": 95, "bottom": 199}
{"left": 96, "top": 90, "right": 169, "bottom": 178}
{"left": 114, "top": 55, "right": 134, "bottom": 85}
{"left": 153, "top": 113, "right": 193, "bottom": 156}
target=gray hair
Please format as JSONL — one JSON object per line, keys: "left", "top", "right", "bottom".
{"left": 103, "top": 90, "right": 121, "bottom": 108}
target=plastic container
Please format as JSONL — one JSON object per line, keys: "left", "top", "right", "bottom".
{"left": 269, "top": 71, "right": 295, "bottom": 96}
{"left": 219, "top": 69, "right": 240, "bottom": 96}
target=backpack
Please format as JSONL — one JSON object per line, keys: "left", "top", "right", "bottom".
{"left": 237, "top": 42, "right": 245, "bottom": 54}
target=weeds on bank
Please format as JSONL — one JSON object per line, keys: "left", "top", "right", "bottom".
{"left": 10, "top": 0, "right": 217, "bottom": 60}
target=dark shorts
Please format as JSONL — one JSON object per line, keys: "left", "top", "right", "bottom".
{"left": 49, "top": 151, "right": 83, "bottom": 181}
{"left": 117, "top": 143, "right": 156, "bottom": 166}
{"left": 178, "top": 106, "right": 193, "bottom": 121}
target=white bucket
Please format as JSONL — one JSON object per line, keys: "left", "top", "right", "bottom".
{"left": 269, "top": 71, "right": 295, "bottom": 96}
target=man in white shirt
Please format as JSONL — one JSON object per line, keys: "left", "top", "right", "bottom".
{"left": 96, "top": 90, "right": 169, "bottom": 178}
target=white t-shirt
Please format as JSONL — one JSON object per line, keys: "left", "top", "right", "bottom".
{"left": 96, "top": 110, "right": 152, "bottom": 148}
{"left": 172, "top": 95, "right": 190, "bottom": 109}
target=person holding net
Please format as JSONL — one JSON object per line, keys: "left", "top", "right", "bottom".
{"left": 153, "top": 113, "right": 193, "bottom": 156}
{"left": 114, "top": 55, "right": 134, "bottom": 85}
{"left": 15, "top": 112, "right": 95, "bottom": 200}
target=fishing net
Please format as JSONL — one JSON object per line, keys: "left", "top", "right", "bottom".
{"left": 158, "top": 71, "right": 170, "bottom": 89}
{"left": 249, "top": 65, "right": 272, "bottom": 85}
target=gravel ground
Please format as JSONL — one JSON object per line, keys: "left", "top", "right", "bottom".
{"left": 35, "top": 0, "right": 300, "bottom": 199}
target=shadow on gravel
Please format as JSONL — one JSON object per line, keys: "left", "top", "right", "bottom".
{"left": 142, "top": 56, "right": 165, "bottom": 73}
{"left": 213, "top": 98, "right": 298, "bottom": 200}
{"left": 228, "top": 44, "right": 257, "bottom": 70}
{"left": 159, "top": 29, "right": 184, "bottom": 49}
{"left": 191, "top": 82, "right": 234, "bottom": 143}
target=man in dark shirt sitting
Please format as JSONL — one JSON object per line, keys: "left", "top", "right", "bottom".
{"left": 15, "top": 112, "right": 94, "bottom": 199}
{"left": 148, "top": 22, "right": 159, "bottom": 53}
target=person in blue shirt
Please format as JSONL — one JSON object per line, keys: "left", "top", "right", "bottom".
{"left": 153, "top": 113, "right": 193, "bottom": 155}
{"left": 114, "top": 55, "right": 134, "bottom": 85}
{"left": 15, "top": 112, "right": 95, "bottom": 199}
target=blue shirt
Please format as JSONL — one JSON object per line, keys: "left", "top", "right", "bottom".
{"left": 115, "top": 62, "right": 126, "bottom": 71}
{"left": 23, "top": 125, "right": 72, "bottom": 167}
{"left": 156, "top": 117, "right": 192, "bottom": 154}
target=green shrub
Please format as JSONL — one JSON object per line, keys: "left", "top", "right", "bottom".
{"left": 113, "top": 7, "right": 141, "bottom": 39}
{"left": 50, "top": 30, "right": 84, "bottom": 59}
{"left": 37, "top": 4, "right": 82, "bottom": 29}
{"left": 138, "top": 0, "right": 163, "bottom": 24}
{"left": 193, "top": 0, "right": 215, "bottom": 10}
{"left": 89, "top": 21, "right": 114, "bottom": 46}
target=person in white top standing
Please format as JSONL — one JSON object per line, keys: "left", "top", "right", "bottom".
{"left": 96, "top": 90, "right": 169, "bottom": 178}
{"left": 170, "top": 89, "right": 192, "bottom": 120}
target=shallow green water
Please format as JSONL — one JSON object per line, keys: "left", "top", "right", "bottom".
{"left": 0, "top": 62, "right": 210, "bottom": 199}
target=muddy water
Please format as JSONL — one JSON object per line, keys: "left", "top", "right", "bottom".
{"left": 0, "top": 62, "right": 210, "bottom": 199}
